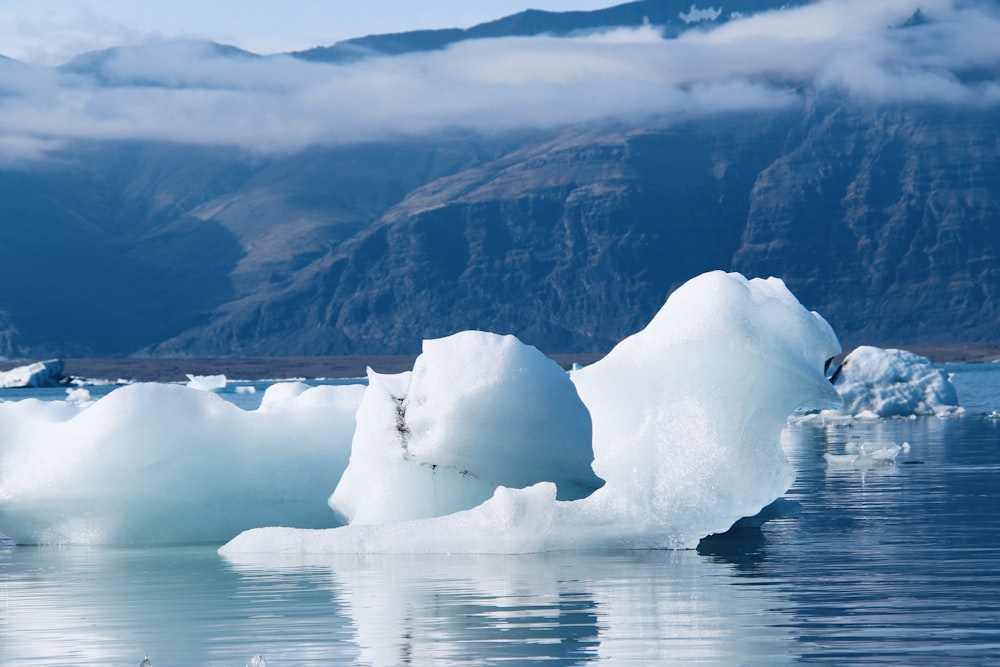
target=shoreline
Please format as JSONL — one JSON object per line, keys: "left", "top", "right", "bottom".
{"left": 1, "top": 345, "right": 996, "bottom": 383}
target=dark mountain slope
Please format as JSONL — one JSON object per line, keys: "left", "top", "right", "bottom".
{"left": 149, "top": 104, "right": 1000, "bottom": 357}
{"left": 734, "top": 105, "right": 1000, "bottom": 346}
{"left": 294, "top": 0, "right": 806, "bottom": 63}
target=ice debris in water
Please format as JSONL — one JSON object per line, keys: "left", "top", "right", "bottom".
{"left": 139, "top": 657, "right": 152, "bottom": 667}
{"left": 830, "top": 346, "right": 961, "bottom": 418}
{"left": 328, "top": 331, "right": 602, "bottom": 524}
{"left": 222, "top": 271, "right": 842, "bottom": 556}
{"left": 65, "top": 387, "right": 92, "bottom": 405}
{"left": 824, "top": 441, "right": 911, "bottom": 466}
{"left": 247, "top": 656, "right": 267, "bottom": 667}
{"left": 186, "top": 373, "right": 227, "bottom": 392}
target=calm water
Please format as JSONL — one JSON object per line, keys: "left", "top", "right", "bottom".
{"left": 2, "top": 367, "right": 1000, "bottom": 665}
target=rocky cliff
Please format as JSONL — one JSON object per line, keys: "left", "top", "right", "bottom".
{"left": 1, "top": 1, "right": 998, "bottom": 358}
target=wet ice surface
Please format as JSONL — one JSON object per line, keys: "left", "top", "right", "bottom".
{"left": 3, "top": 415, "right": 1000, "bottom": 666}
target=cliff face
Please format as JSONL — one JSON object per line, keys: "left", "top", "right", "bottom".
{"left": 734, "top": 106, "right": 1000, "bottom": 347}
{"left": 144, "top": 105, "right": 1000, "bottom": 357}
{"left": 3, "top": 104, "right": 1000, "bottom": 357}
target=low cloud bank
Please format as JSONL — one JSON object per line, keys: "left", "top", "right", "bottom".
{"left": 0, "top": 0, "right": 997, "bottom": 162}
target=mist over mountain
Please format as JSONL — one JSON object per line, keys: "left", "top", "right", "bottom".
{"left": 1, "top": 0, "right": 998, "bottom": 359}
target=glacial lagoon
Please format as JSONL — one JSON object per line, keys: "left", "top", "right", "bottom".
{"left": 1, "top": 363, "right": 999, "bottom": 665}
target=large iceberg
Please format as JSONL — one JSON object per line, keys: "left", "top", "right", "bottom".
{"left": 831, "top": 345, "right": 961, "bottom": 418}
{"left": 0, "top": 381, "right": 363, "bottom": 545}
{"left": 223, "top": 271, "right": 842, "bottom": 555}
{"left": 329, "top": 331, "right": 602, "bottom": 524}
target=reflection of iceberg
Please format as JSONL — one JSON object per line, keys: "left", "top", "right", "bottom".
{"left": 220, "top": 550, "right": 795, "bottom": 666}
{"left": 329, "top": 331, "right": 602, "bottom": 524}
{"left": 224, "top": 271, "right": 841, "bottom": 555}
{"left": 831, "top": 346, "right": 961, "bottom": 418}
{"left": 3, "top": 544, "right": 795, "bottom": 665}
{"left": 0, "top": 382, "right": 363, "bottom": 544}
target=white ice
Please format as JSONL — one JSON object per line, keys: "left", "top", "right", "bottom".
{"left": 329, "top": 331, "right": 602, "bottom": 524}
{"left": 0, "top": 359, "right": 64, "bottom": 388}
{"left": 223, "top": 271, "right": 842, "bottom": 555}
{"left": 186, "top": 373, "right": 227, "bottom": 392}
{"left": 0, "top": 381, "right": 364, "bottom": 545}
{"left": 823, "top": 441, "right": 911, "bottom": 466}
{"left": 831, "top": 345, "right": 961, "bottom": 418}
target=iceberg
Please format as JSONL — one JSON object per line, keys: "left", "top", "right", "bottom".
{"left": 186, "top": 373, "right": 227, "bottom": 392}
{"left": 0, "top": 381, "right": 364, "bottom": 545}
{"left": 0, "top": 359, "right": 65, "bottom": 388}
{"left": 329, "top": 331, "right": 602, "bottom": 525}
{"left": 831, "top": 346, "right": 961, "bottom": 417}
{"left": 222, "top": 271, "right": 842, "bottom": 555}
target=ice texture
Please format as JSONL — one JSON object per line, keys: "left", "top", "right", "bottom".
{"left": 186, "top": 373, "right": 227, "bottom": 392}
{"left": 832, "top": 345, "right": 961, "bottom": 417}
{"left": 0, "top": 359, "right": 65, "bottom": 388}
{"left": 328, "top": 331, "right": 602, "bottom": 524}
{"left": 223, "top": 271, "right": 841, "bottom": 555}
{"left": 0, "top": 382, "right": 363, "bottom": 545}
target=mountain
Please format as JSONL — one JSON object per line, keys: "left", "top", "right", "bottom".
{"left": 293, "top": 0, "right": 806, "bottom": 63}
{"left": 1, "top": 1, "right": 998, "bottom": 360}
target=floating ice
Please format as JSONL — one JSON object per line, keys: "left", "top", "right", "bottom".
{"left": 824, "top": 441, "right": 911, "bottom": 466}
{"left": 832, "top": 346, "right": 961, "bottom": 418}
{"left": 0, "top": 359, "right": 65, "bottom": 388}
{"left": 186, "top": 373, "right": 227, "bottom": 392}
{"left": 65, "top": 387, "right": 92, "bottom": 405}
{"left": 0, "top": 382, "right": 364, "bottom": 545}
{"left": 223, "top": 271, "right": 841, "bottom": 555}
{"left": 329, "top": 331, "right": 602, "bottom": 524}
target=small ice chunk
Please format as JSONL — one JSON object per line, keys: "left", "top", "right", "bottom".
{"left": 824, "top": 441, "right": 910, "bottom": 466}
{"left": 65, "top": 387, "right": 92, "bottom": 404}
{"left": 186, "top": 374, "right": 227, "bottom": 392}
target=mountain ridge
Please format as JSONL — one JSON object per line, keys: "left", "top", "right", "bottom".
{"left": 1, "top": 0, "right": 998, "bottom": 359}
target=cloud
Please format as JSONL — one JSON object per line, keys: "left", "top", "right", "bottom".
{"left": 0, "top": 0, "right": 997, "bottom": 164}
{"left": 680, "top": 5, "right": 723, "bottom": 24}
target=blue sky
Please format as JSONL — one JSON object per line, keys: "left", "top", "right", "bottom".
{"left": 0, "top": 0, "right": 618, "bottom": 65}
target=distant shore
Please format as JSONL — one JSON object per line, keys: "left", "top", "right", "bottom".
{"left": 0, "top": 353, "right": 607, "bottom": 383}
{"left": 1, "top": 345, "right": 996, "bottom": 383}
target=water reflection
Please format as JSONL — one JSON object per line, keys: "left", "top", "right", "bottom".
{"left": 1, "top": 542, "right": 794, "bottom": 666}
{"left": 4, "top": 416, "right": 1000, "bottom": 665}
{"left": 775, "top": 417, "right": 1000, "bottom": 665}
{"left": 224, "top": 550, "right": 794, "bottom": 666}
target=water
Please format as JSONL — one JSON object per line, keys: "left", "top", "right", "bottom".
{"left": 2, "top": 366, "right": 1000, "bottom": 665}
